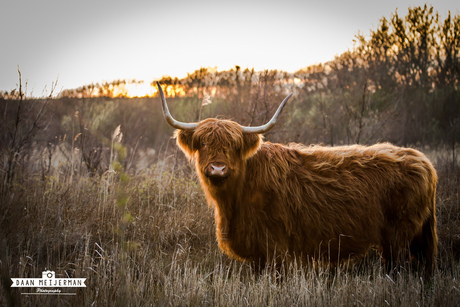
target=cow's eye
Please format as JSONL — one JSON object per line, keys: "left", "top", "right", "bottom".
{"left": 201, "top": 142, "right": 206, "bottom": 148}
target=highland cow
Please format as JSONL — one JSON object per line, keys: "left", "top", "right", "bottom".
{"left": 157, "top": 82, "right": 438, "bottom": 273}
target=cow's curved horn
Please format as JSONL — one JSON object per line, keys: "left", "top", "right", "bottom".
{"left": 157, "top": 82, "right": 198, "bottom": 130}
{"left": 241, "top": 93, "right": 293, "bottom": 134}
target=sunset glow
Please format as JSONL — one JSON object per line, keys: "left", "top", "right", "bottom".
{"left": 109, "top": 81, "right": 187, "bottom": 98}
{"left": 123, "top": 82, "right": 156, "bottom": 98}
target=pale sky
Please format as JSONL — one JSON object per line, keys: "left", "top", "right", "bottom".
{"left": 1, "top": 0, "right": 458, "bottom": 96}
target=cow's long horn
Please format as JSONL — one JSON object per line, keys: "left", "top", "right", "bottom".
{"left": 241, "top": 93, "right": 293, "bottom": 134}
{"left": 157, "top": 82, "right": 198, "bottom": 130}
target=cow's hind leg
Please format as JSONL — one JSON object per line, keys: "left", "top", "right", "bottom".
{"left": 382, "top": 243, "right": 408, "bottom": 274}
{"left": 381, "top": 225, "right": 413, "bottom": 274}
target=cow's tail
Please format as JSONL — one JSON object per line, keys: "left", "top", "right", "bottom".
{"left": 423, "top": 209, "right": 437, "bottom": 275}
{"left": 410, "top": 192, "right": 438, "bottom": 277}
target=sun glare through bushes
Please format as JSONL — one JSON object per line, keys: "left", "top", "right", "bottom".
{"left": 123, "top": 82, "right": 156, "bottom": 98}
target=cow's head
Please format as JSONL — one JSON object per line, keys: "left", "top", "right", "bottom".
{"left": 157, "top": 82, "right": 292, "bottom": 188}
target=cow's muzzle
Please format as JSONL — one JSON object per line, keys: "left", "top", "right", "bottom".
{"left": 205, "top": 163, "right": 230, "bottom": 184}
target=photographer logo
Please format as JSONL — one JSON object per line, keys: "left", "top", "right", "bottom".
{"left": 11, "top": 270, "right": 86, "bottom": 295}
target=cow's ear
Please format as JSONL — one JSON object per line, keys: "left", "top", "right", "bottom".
{"left": 242, "top": 133, "right": 262, "bottom": 159}
{"left": 175, "top": 129, "right": 195, "bottom": 159}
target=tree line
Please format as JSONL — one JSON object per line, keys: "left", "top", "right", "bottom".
{"left": 0, "top": 5, "right": 459, "bottom": 184}
{"left": 52, "top": 5, "right": 458, "bottom": 145}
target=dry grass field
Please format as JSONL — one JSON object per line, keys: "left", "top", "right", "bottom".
{"left": 1, "top": 151, "right": 459, "bottom": 306}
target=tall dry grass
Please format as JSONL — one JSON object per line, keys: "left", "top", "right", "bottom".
{"left": 0, "top": 152, "right": 459, "bottom": 306}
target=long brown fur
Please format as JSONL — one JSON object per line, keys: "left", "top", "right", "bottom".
{"left": 174, "top": 118, "right": 438, "bottom": 273}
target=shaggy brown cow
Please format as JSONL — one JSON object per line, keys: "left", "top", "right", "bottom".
{"left": 157, "top": 82, "right": 438, "bottom": 273}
